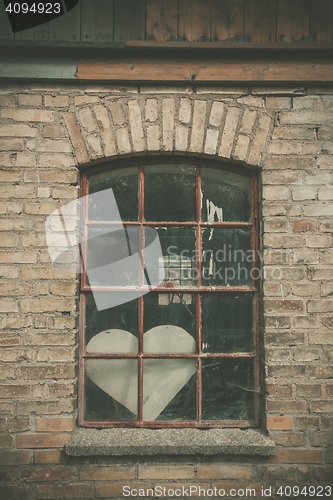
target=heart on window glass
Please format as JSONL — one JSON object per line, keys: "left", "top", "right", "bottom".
{"left": 85, "top": 326, "right": 196, "bottom": 421}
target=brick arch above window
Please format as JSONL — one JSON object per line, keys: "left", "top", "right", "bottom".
{"left": 63, "top": 97, "right": 273, "bottom": 167}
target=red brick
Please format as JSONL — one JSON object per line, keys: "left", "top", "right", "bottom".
{"left": 269, "top": 449, "right": 322, "bottom": 463}
{"left": 80, "top": 466, "right": 135, "bottom": 481}
{"left": 38, "top": 484, "right": 94, "bottom": 499}
{"left": 196, "top": 465, "right": 252, "bottom": 480}
{"left": 36, "top": 418, "right": 74, "bottom": 432}
{"left": 17, "top": 433, "right": 70, "bottom": 449}
{"left": 0, "top": 450, "right": 30, "bottom": 465}
{"left": 19, "top": 466, "right": 76, "bottom": 482}
{"left": 267, "top": 416, "right": 293, "bottom": 430}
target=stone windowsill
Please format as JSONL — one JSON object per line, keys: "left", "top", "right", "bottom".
{"left": 65, "top": 427, "right": 275, "bottom": 457}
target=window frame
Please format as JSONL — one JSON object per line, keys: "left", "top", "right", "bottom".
{"left": 78, "top": 157, "right": 260, "bottom": 429}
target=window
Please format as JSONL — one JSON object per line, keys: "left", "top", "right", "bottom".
{"left": 79, "top": 158, "right": 260, "bottom": 428}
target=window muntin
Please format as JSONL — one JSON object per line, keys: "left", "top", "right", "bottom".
{"left": 79, "top": 159, "right": 259, "bottom": 428}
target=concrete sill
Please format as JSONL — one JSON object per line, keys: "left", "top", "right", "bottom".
{"left": 65, "top": 428, "right": 275, "bottom": 457}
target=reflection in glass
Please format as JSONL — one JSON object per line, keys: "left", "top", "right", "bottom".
{"left": 144, "top": 293, "right": 196, "bottom": 346}
{"left": 202, "top": 228, "right": 253, "bottom": 286}
{"left": 145, "top": 165, "right": 196, "bottom": 221}
{"left": 85, "top": 294, "right": 138, "bottom": 345}
{"left": 86, "top": 226, "right": 140, "bottom": 286}
{"left": 143, "top": 360, "right": 196, "bottom": 421}
{"left": 84, "top": 360, "right": 138, "bottom": 421}
{"left": 201, "top": 168, "right": 251, "bottom": 222}
{"left": 202, "top": 359, "right": 254, "bottom": 421}
{"left": 88, "top": 167, "right": 138, "bottom": 221}
{"left": 148, "top": 227, "right": 196, "bottom": 286}
{"left": 201, "top": 294, "right": 253, "bottom": 353}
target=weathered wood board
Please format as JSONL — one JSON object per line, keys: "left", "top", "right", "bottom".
{"left": 76, "top": 57, "right": 333, "bottom": 81}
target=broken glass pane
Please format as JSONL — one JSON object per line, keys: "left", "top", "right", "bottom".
{"left": 202, "top": 228, "right": 253, "bottom": 286}
{"left": 201, "top": 168, "right": 251, "bottom": 222}
{"left": 147, "top": 227, "right": 197, "bottom": 287}
{"left": 88, "top": 167, "right": 139, "bottom": 221}
{"left": 143, "top": 359, "right": 196, "bottom": 421}
{"left": 144, "top": 165, "right": 196, "bottom": 221}
{"left": 202, "top": 358, "right": 254, "bottom": 421}
{"left": 143, "top": 293, "right": 196, "bottom": 349}
{"left": 201, "top": 294, "right": 253, "bottom": 353}
{"left": 84, "top": 360, "right": 138, "bottom": 421}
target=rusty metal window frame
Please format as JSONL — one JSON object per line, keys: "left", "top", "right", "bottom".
{"left": 78, "top": 157, "right": 260, "bottom": 428}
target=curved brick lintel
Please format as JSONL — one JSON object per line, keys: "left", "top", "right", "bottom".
{"left": 64, "top": 97, "right": 273, "bottom": 168}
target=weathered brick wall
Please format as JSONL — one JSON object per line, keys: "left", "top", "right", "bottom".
{"left": 0, "top": 83, "right": 332, "bottom": 499}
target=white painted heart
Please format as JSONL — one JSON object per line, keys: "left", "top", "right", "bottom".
{"left": 85, "top": 326, "right": 196, "bottom": 421}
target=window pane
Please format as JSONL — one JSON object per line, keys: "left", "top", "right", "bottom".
{"left": 84, "top": 360, "right": 138, "bottom": 421}
{"left": 143, "top": 293, "right": 196, "bottom": 350}
{"left": 144, "top": 165, "right": 196, "bottom": 221}
{"left": 86, "top": 226, "right": 140, "bottom": 287}
{"left": 201, "top": 294, "right": 253, "bottom": 353}
{"left": 202, "top": 228, "right": 253, "bottom": 286}
{"left": 147, "top": 227, "right": 196, "bottom": 286}
{"left": 88, "top": 167, "right": 138, "bottom": 221}
{"left": 201, "top": 168, "right": 251, "bottom": 222}
{"left": 202, "top": 359, "right": 254, "bottom": 421}
{"left": 143, "top": 360, "right": 196, "bottom": 421}
{"left": 85, "top": 294, "right": 138, "bottom": 347}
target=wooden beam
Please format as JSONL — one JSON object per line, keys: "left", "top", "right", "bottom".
{"left": 76, "top": 57, "right": 333, "bottom": 82}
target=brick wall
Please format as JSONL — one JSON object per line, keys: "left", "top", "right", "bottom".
{"left": 0, "top": 83, "right": 332, "bottom": 498}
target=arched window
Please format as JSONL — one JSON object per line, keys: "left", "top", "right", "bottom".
{"left": 79, "top": 157, "right": 260, "bottom": 428}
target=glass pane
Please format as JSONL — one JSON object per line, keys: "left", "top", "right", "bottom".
{"left": 144, "top": 165, "right": 196, "bottom": 221}
{"left": 84, "top": 360, "right": 138, "bottom": 421}
{"left": 147, "top": 227, "right": 196, "bottom": 287}
{"left": 201, "top": 168, "right": 251, "bottom": 222}
{"left": 86, "top": 226, "right": 140, "bottom": 287}
{"left": 201, "top": 294, "right": 253, "bottom": 353}
{"left": 88, "top": 167, "right": 138, "bottom": 221}
{"left": 143, "top": 293, "right": 196, "bottom": 352}
{"left": 143, "top": 360, "right": 196, "bottom": 421}
{"left": 202, "top": 359, "right": 254, "bottom": 421}
{"left": 202, "top": 228, "right": 252, "bottom": 286}
{"left": 85, "top": 294, "right": 138, "bottom": 349}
